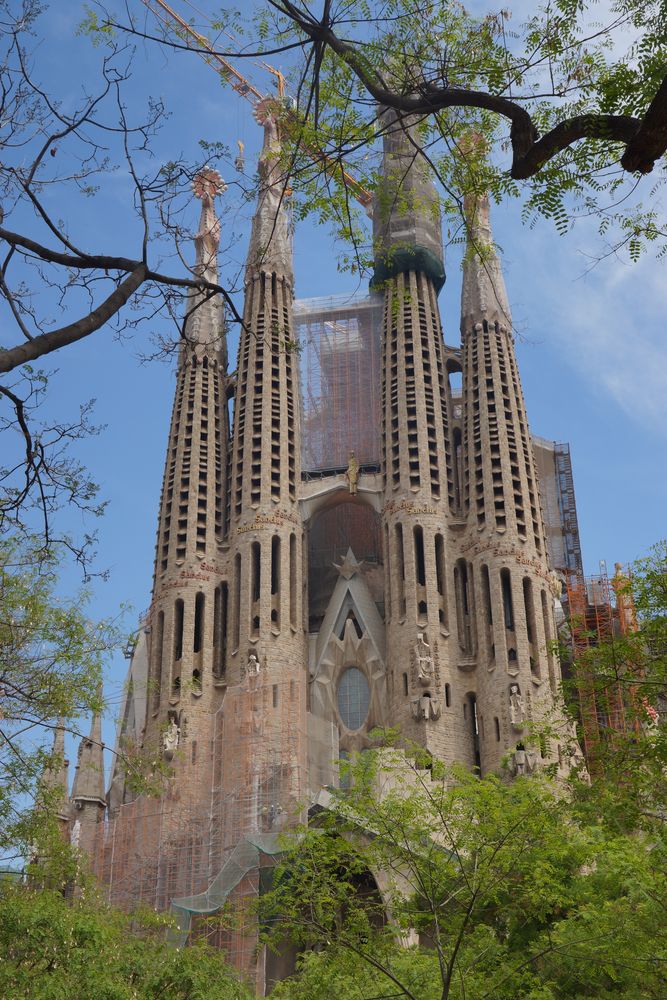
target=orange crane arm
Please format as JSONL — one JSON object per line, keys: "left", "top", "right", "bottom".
{"left": 141, "top": 0, "right": 373, "bottom": 211}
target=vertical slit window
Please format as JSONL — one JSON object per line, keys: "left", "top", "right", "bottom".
{"left": 289, "top": 533, "right": 297, "bottom": 629}
{"left": 152, "top": 611, "right": 164, "bottom": 712}
{"left": 481, "top": 564, "right": 493, "bottom": 625}
{"left": 271, "top": 535, "right": 281, "bottom": 628}
{"left": 174, "top": 599, "right": 184, "bottom": 661}
{"left": 395, "top": 523, "right": 406, "bottom": 618}
{"left": 251, "top": 541, "right": 261, "bottom": 635}
{"left": 501, "top": 569, "right": 514, "bottom": 629}
{"left": 193, "top": 592, "right": 205, "bottom": 654}
{"left": 414, "top": 526, "right": 426, "bottom": 587}
{"left": 233, "top": 553, "right": 241, "bottom": 649}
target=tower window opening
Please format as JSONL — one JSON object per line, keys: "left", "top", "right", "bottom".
{"left": 152, "top": 610, "right": 164, "bottom": 713}
{"left": 494, "top": 716, "right": 500, "bottom": 742}
{"left": 173, "top": 599, "right": 184, "bottom": 662}
{"left": 213, "top": 582, "right": 228, "bottom": 678}
{"left": 233, "top": 553, "right": 241, "bottom": 650}
{"left": 481, "top": 564, "right": 493, "bottom": 626}
{"left": 395, "top": 523, "right": 406, "bottom": 618}
{"left": 445, "top": 683, "right": 451, "bottom": 707}
{"left": 251, "top": 541, "right": 261, "bottom": 636}
{"left": 414, "top": 525, "right": 426, "bottom": 587}
{"left": 273, "top": 684, "right": 279, "bottom": 709}
{"left": 289, "top": 533, "right": 297, "bottom": 629}
{"left": 501, "top": 568, "right": 514, "bottom": 629}
{"left": 403, "top": 672, "right": 408, "bottom": 696}
{"left": 271, "top": 536, "right": 280, "bottom": 594}
{"left": 193, "top": 591, "right": 205, "bottom": 654}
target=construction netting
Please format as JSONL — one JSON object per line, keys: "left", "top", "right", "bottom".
{"left": 90, "top": 669, "right": 307, "bottom": 972}
{"left": 295, "top": 293, "right": 383, "bottom": 472}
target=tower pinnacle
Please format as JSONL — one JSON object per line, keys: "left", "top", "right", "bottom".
{"left": 41, "top": 720, "right": 70, "bottom": 824}
{"left": 460, "top": 192, "right": 511, "bottom": 333}
{"left": 71, "top": 707, "right": 105, "bottom": 808}
{"left": 372, "top": 108, "right": 444, "bottom": 290}
{"left": 246, "top": 98, "right": 293, "bottom": 284}
{"left": 192, "top": 167, "right": 226, "bottom": 282}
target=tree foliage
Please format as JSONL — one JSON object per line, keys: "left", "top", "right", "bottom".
{"left": 0, "top": 882, "right": 252, "bottom": 1000}
{"left": 0, "top": 536, "right": 119, "bottom": 866}
{"left": 264, "top": 750, "right": 666, "bottom": 1000}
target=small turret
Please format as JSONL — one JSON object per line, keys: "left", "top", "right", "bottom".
{"left": 71, "top": 707, "right": 106, "bottom": 856}
{"left": 41, "top": 720, "right": 71, "bottom": 831}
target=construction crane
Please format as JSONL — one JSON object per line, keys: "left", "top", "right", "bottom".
{"left": 141, "top": 0, "right": 374, "bottom": 212}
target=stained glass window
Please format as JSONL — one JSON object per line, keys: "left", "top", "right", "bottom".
{"left": 337, "top": 667, "right": 370, "bottom": 731}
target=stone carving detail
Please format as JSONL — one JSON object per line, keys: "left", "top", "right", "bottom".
{"left": 243, "top": 652, "right": 261, "bottom": 680}
{"left": 507, "top": 745, "right": 539, "bottom": 777}
{"left": 548, "top": 571, "right": 563, "bottom": 600}
{"left": 70, "top": 819, "right": 81, "bottom": 849}
{"left": 410, "top": 631, "right": 442, "bottom": 696}
{"left": 509, "top": 683, "right": 525, "bottom": 729}
{"left": 346, "top": 451, "right": 360, "bottom": 495}
{"left": 410, "top": 693, "right": 441, "bottom": 721}
{"left": 162, "top": 718, "right": 180, "bottom": 760}
{"left": 415, "top": 633, "right": 434, "bottom": 685}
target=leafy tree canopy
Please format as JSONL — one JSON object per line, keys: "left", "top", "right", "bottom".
{"left": 0, "top": 883, "right": 252, "bottom": 1000}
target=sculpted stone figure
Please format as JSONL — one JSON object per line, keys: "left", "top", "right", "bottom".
{"left": 346, "top": 451, "right": 360, "bottom": 496}
{"left": 548, "top": 571, "right": 563, "bottom": 600}
{"left": 508, "top": 745, "right": 538, "bottom": 777}
{"left": 416, "top": 633, "right": 433, "bottom": 684}
{"left": 163, "top": 718, "right": 180, "bottom": 759}
{"left": 509, "top": 683, "right": 525, "bottom": 729}
{"left": 70, "top": 819, "right": 81, "bottom": 849}
{"left": 410, "top": 693, "right": 441, "bottom": 721}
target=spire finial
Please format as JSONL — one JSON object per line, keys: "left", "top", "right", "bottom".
{"left": 460, "top": 189, "right": 512, "bottom": 334}
{"left": 192, "top": 167, "right": 226, "bottom": 279}
{"left": 245, "top": 98, "right": 293, "bottom": 283}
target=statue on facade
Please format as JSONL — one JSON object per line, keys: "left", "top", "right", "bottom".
{"left": 346, "top": 451, "right": 360, "bottom": 495}
{"left": 162, "top": 718, "right": 180, "bottom": 760}
{"left": 509, "top": 683, "right": 525, "bottom": 729}
{"left": 415, "top": 633, "right": 434, "bottom": 683}
{"left": 410, "top": 693, "right": 441, "bottom": 721}
{"left": 548, "top": 571, "right": 563, "bottom": 600}
{"left": 70, "top": 819, "right": 81, "bottom": 849}
{"left": 507, "top": 745, "right": 538, "bottom": 777}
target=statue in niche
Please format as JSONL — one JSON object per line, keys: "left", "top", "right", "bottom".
{"left": 346, "top": 451, "right": 360, "bottom": 496}
{"left": 508, "top": 744, "right": 538, "bottom": 777}
{"left": 163, "top": 718, "right": 180, "bottom": 760}
{"left": 509, "top": 683, "right": 526, "bottom": 729}
{"left": 416, "top": 633, "right": 434, "bottom": 684}
{"left": 70, "top": 819, "right": 81, "bottom": 849}
{"left": 242, "top": 652, "right": 261, "bottom": 683}
{"left": 548, "top": 571, "right": 563, "bottom": 600}
{"left": 410, "top": 693, "right": 441, "bottom": 721}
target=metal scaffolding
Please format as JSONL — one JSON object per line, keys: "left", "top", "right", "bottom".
{"left": 295, "top": 293, "right": 383, "bottom": 472}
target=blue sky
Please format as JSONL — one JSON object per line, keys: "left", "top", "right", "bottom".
{"left": 9, "top": 3, "right": 665, "bottom": 749}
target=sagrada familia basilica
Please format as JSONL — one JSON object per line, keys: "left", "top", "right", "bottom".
{"left": 44, "top": 100, "right": 584, "bottom": 990}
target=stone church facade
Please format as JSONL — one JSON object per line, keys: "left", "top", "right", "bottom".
{"left": 53, "top": 104, "right": 579, "bottom": 988}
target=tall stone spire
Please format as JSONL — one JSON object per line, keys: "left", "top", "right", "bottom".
{"left": 459, "top": 194, "right": 560, "bottom": 772}
{"left": 375, "top": 109, "right": 461, "bottom": 766}
{"left": 225, "top": 94, "right": 306, "bottom": 850}
{"left": 145, "top": 168, "right": 231, "bottom": 738}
